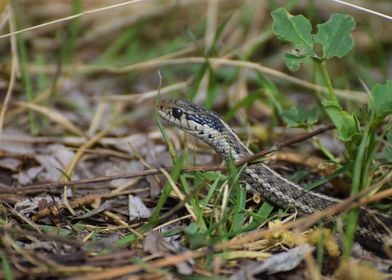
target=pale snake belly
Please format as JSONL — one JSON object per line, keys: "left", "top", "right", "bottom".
{"left": 157, "top": 99, "right": 391, "bottom": 252}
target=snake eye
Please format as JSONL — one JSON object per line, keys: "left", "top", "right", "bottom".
{"left": 172, "top": 108, "right": 183, "bottom": 118}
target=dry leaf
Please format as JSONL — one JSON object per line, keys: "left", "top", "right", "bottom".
{"left": 143, "top": 231, "right": 193, "bottom": 275}
{"left": 128, "top": 195, "right": 151, "bottom": 220}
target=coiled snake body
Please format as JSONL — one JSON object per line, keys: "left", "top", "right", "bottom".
{"left": 158, "top": 99, "right": 391, "bottom": 252}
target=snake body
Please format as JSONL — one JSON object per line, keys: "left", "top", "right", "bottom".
{"left": 158, "top": 99, "right": 391, "bottom": 252}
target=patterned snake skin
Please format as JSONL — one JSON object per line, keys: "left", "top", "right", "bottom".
{"left": 158, "top": 99, "right": 391, "bottom": 252}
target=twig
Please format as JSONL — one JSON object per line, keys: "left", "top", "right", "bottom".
{"left": 236, "top": 124, "right": 335, "bottom": 165}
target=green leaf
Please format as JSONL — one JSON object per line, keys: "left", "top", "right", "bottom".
{"left": 281, "top": 106, "right": 318, "bottom": 128}
{"left": 369, "top": 80, "right": 392, "bottom": 119}
{"left": 322, "top": 100, "right": 360, "bottom": 142}
{"left": 185, "top": 222, "right": 199, "bottom": 235}
{"left": 314, "top": 13, "right": 355, "bottom": 59}
{"left": 284, "top": 52, "right": 307, "bottom": 71}
{"left": 271, "top": 8, "right": 315, "bottom": 57}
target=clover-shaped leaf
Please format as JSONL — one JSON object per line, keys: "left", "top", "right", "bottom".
{"left": 272, "top": 8, "right": 315, "bottom": 71}
{"left": 272, "top": 8, "right": 356, "bottom": 71}
{"left": 369, "top": 80, "right": 392, "bottom": 120}
{"left": 314, "top": 13, "right": 355, "bottom": 59}
{"left": 281, "top": 106, "right": 318, "bottom": 128}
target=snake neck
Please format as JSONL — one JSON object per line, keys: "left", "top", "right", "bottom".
{"left": 194, "top": 124, "right": 252, "bottom": 161}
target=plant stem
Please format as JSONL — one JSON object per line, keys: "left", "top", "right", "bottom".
{"left": 319, "top": 60, "right": 339, "bottom": 104}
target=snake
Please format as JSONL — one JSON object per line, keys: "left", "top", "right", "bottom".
{"left": 157, "top": 99, "right": 391, "bottom": 252}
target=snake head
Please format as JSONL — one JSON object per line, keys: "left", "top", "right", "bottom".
{"left": 157, "top": 99, "right": 251, "bottom": 161}
{"left": 157, "top": 99, "right": 225, "bottom": 134}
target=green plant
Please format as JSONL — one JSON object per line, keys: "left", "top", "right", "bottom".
{"left": 271, "top": 7, "right": 391, "bottom": 257}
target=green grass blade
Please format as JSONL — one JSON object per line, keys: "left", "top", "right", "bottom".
{"left": 230, "top": 184, "right": 246, "bottom": 232}
{"left": 149, "top": 155, "right": 184, "bottom": 223}
{"left": 180, "top": 174, "right": 207, "bottom": 230}
{"left": 96, "top": 28, "right": 137, "bottom": 65}
{"left": 201, "top": 172, "right": 223, "bottom": 207}
{"left": 304, "top": 164, "right": 350, "bottom": 191}
{"left": 223, "top": 91, "right": 261, "bottom": 121}
{"left": 0, "top": 251, "right": 14, "bottom": 280}
{"left": 188, "top": 62, "right": 209, "bottom": 100}
{"left": 316, "top": 223, "right": 325, "bottom": 272}
{"left": 12, "top": 1, "right": 37, "bottom": 134}
{"left": 61, "top": 0, "right": 81, "bottom": 63}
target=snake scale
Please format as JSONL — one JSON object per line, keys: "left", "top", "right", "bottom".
{"left": 158, "top": 99, "right": 391, "bottom": 252}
